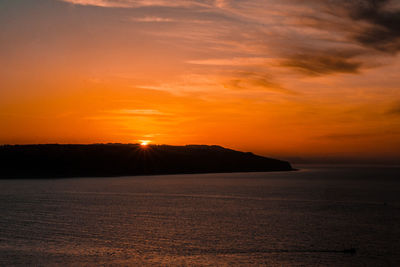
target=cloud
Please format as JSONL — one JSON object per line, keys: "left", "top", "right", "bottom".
{"left": 112, "top": 109, "right": 170, "bottom": 116}
{"left": 58, "top": 0, "right": 400, "bottom": 78}
{"left": 58, "top": 0, "right": 219, "bottom": 8}
{"left": 242, "top": 0, "right": 400, "bottom": 76}
{"left": 59, "top": 0, "right": 135, "bottom": 7}
{"left": 386, "top": 101, "right": 400, "bottom": 115}
{"left": 345, "top": 0, "right": 400, "bottom": 53}
{"left": 222, "top": 71, "right": 297, "bottom": 95}
{"left": 292, "top": 0, "right": 400, "bottom": 54}
{"left": 215, "top": 0, "right": 230, "bottom": 8}
{"left": 187, "top": 57, "right": 273, "bottom": 66}
{"left": 317, "top": 129, "right": 400, "bottom": 140}
{"left": 131, "top": 16, "right": 175, "bottom": 22}
{"left": 317, "top": 133, "right": 376, "bottom": 140}
{"left": 281, "top": 51, "right": 362, "bottom": 76}
{"left": 85, "top": 109, "right": 172, "bottom": 121}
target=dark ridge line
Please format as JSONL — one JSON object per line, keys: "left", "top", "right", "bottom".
{"left": 0, "top": 144, "right": 294, "bottom": 179}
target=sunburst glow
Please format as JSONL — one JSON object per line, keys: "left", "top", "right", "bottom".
{"left": 140, "top": 140, "right": 150, "bottom": 146}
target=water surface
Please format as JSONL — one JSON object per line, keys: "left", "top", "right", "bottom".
{"left": 1, "top": 166, "right": 399, "bottom": 266}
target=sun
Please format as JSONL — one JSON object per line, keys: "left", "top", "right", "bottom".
{"left": 140, "top": 140, "right": 150, "bottom": 146}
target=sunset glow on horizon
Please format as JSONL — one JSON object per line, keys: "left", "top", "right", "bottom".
{"left": 1, "top": 0, "right": 400, "bottom": 162}
{"left": 140, "top": 140, "right": 150, "bottom": 146}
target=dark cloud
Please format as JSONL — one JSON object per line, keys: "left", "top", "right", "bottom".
{"left": 300, "top": 0, "right": 400, "bottom": 53}
{"left": 317, "top": 128, "right": 400, "bottom": 140}
{"left": 281, "top": 51, "right": 362, "bottom": 76}
{"left": 275, "top": 0, "right": 400, "bottom": 75}
{"left": 386, "top": 101, "right": 400, "bottom": 115}
{"left": 346, "top": 0, "right": 400, "bottom": 53}
{"left": 224, "top": 71, "right": 297, "bottom": 94}
{"left": 317, "top": 133, "right": 376, "bottom": 140}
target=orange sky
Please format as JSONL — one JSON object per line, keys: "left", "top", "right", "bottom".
{"left": 1, "top": 0, "right": 400, "bottom": 162}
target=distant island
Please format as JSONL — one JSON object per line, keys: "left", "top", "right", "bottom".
{"left": 0, "top": 144, "right": 294, "bottom": 178}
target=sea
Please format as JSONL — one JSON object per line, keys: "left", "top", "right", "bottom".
{"left": 0, "top": 166, "right": 399, "bottom": 266}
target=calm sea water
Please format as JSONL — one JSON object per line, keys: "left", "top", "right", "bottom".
{"left": 0, "top": 166, "right": 399, "bottom": 266}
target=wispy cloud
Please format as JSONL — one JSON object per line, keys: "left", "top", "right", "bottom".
{"left": 59, "top": 0, "right": 400, "bottom": 77}
{"left": 221, "top": 71, "right": 297, "bottom": 95}
{"left": 281, "top": 51, "right": 362, "bottom": 76}
{"left": 59, "top": 0, "right": 134, "bottom": 7}
{"left": 112, "top": 109, "right": 171, "bottom": 116}
{"left": 317, "top": 133, "right": 376, "bottom": 140}
{"left": 58, "top": 0, "right": 215, "bottom": 8}
{"left": 131, "top": 16, "right": 175, "bottom": 22}
{"left": 187, "top": 57, "right": 274, "bottom": 66}
{"left": 85, "top": 109, "right": 172, "bottom": 122}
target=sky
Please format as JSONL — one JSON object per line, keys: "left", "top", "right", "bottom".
{"left": 1, "top": 0, "right": 400, "bottom": 163}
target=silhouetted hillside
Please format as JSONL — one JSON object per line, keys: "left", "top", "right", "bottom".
{"left": 0, "top": 144, "right": 294, "bottom": 178}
